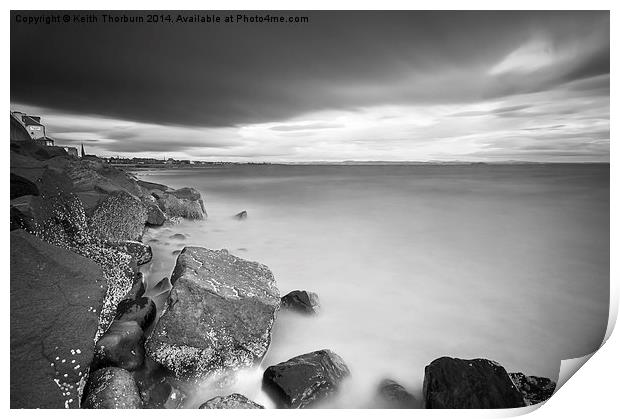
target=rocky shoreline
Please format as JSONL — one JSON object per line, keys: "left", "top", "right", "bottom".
{"left": 10, "top": 142, "right": 556, "bottom": 409}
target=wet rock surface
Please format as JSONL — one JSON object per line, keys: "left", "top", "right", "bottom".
{"left": 124, "top": 272, "right": 146, "bottom": 300}
{"left": 114, "top": 297, "right": 157, "bottom": 330}
{"left": 377, "top": 379, "right": 419, "bottom": 408}
{"left": 146, "top": 247, "right": 280, "bottom": 378}
{"left": 82, "top": 367, "right": 142, "bottom": 409}
{"left": 509, "top": 372, "right": 556, "bottom": 405}
{"left": 93, "top": 320, "right": 145, "bottom": 371}
{"left": 199, "top": 393, "right": 264, "bottom": 409}
{"left": 281, "top": 290, "right": 320, "bottom": 315}
{"left": 145, "top": 202, "right": 166, "bottom": 226}
{"left": 10, "top": 229, "right": 105, "bottom": 408}
{"left": 263, "top": 349, "right": 350, "bottom": 408}
{"left": 423, "top": 357, "right": 526, "bottom": 409}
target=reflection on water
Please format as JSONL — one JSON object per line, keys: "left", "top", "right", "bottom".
{"left": 137, "top": 164, "right": 609, "bottom": 408}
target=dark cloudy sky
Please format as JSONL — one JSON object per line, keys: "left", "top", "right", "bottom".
{"left": 11, "top": 11, "right": 609, "bottom": 162}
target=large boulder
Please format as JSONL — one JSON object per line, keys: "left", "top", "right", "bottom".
{"left": 508, "top": 373, "right": 556, "bottom": 405}
{"left": 81, "top": 367, "right": 142, "bottom": 408}
{"left": 377, "top": 379, "right": 419, "bottom": 408}
{"left": 156, "top": 193, "right": 206, "bottom": 220}
{"left": 146, "top": 248, "right": 280, "bottom": 378}
{"left": 89, "top": 191, "right": 147, "bottom": 242}
{"left": 423, "top": 357, "right": 526, "bottom": 409}
{"left": 281, "top": 290, "right": 320, "bottom": 315}
{"left": 93, "top": 320, "right": 145, "bottom": 371}
{"left": 262, "top": 349, "right": 350, "bottom": 408}
{"left": 10, "top": 229, "right": 106, "bottom": 408}
{"left": 199, "top": 393, "right": 264, "bottom": 409}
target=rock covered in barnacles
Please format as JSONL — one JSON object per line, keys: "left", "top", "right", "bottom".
{"left": 199, "top": 393, "right": 264, "bottom": 409}
{"left": 146, "top": 247, "right": 279, "bottom": 378}
{"left": 82, "top": 367, "right": 142, "bottom": 409}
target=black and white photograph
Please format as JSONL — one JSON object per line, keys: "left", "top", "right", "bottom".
{"left": 8, "top": 5, "right": 612, "bottom": 412}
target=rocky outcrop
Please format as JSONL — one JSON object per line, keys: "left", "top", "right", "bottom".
{"left": 263, "top": 349, "right": 350, "bottom": 408}
{"left": 10, "top": 229, "right": 106, "bottom": 408}
{"left": 281, "top": 290, "right": 320, "bottom": 315}
{"left": 423, "top": 357, "right": 526, "bottom": 409}
{"left": 93, "top": 320, "right": 145, "bottom": 371}
{"left": 377, "top": 379, "right": 418, "bottom": 408}
{"left": 82, "top": 367, "right": 142, "bottom": 408}
{"left": 199, "top": 393, "right": 264, "bottom": 409}
{"left": 508, "top": 373, "right": 556, "bottom": 405}
{"left": 146, "top": 247, "right": 280, "bottom": 378}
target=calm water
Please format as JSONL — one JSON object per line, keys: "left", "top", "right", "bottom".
{"left": 136, "top": 164, "right": 609, "bottom": 408}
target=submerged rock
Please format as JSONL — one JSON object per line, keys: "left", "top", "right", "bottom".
{"left": 281, "top": 290, "right": 320, "bottom": 315}
{"left": 509, "top": 373, "right": 556, "bottom": 405}
{"left": 234, "top": 210, "right": 248, "bottom": 220}
{"left": 423, "top": 357, "right": 526, "bottom": 409}
{"left": 145, "top": 379, "right": 186, "bottom": 409}
{"left": 377, "top": 379, "right": 419, "bottom": 408}
{"left": 169, "top": 233, "right": 186, "bottom": 240}
{"left": 93, "top": 320, "right": 145, "bottom": 371}
{"left": 10, "top": 229, "right": 105, "bottom": 409}
{"left": 200, "top": 393, "right": 264, "bottom": 409}
{"left": 263, "top": 349, "right": 350, "bottom": 408}
{"left": 146, "top": 247, "right": 280, "bottom": 378}
{"left": 114, "top": 297, "right": 157, "bottom": 330}
{"left": 82, "top": 367, "right": 142, "bottom": 409}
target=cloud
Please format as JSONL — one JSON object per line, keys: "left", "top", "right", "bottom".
{"left": 10, "top": 11, "right": 609, "bottom": 162}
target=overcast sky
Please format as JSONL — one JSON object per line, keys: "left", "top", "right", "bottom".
{"left": 11, "top": 11, "right": 609, "bottom": 162}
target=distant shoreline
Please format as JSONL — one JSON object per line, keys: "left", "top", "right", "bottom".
{"left": 119, "top": 161, "right": 610, "bottom": 170}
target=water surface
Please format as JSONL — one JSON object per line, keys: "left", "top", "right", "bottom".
{"left": 137, "top": 164, "right": 609, "bottom": 408}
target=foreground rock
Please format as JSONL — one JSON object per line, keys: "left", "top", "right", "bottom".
{"left": 10, "top": 229, "right": 105, "bottom": 408}
{"left": 423, "top": 357, "right": 526, "bottom": 409}
{"left": 93, "top": 320, "right": 145, "bottom": 371}
{"left": 200, "top": 393, "right": 264, "bottom": 409}
{"left": 82, "top": 367, "right": 142, "bottom": 408}
{"left": 377, "top": 379, "right": 418, "bottom": 408}
{"left": 281, "top": 290, "right": 320, "bottom": 315}
{"left": 263, "top": 349, "right": 350, "bottom": 408}
{"left": 509, "top": 373, "right": 556, "bottom": 405}
{"left": 146, "top": 247, "right": 280, "bottom": 377}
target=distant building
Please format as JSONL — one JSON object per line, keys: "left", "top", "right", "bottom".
{"left": 10, "top": 111, "right": 50, "bottom": 142}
